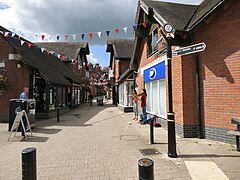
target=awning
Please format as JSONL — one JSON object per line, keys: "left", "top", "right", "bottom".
{"left": 117, "top": 68, "right": 133, "bottom": 83}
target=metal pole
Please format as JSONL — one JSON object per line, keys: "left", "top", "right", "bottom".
{"left": 138, "top": 158, "right": 154, "bottom": 180}
{"left": 57, "top": 106, "right": 60, "bottom": 123}
{"left": 166, "top": 35, "right": 177, "bottom": 158}
{"left": 150, "top": 118, "right": 154, "bottom": 144}
{"left": 22, "top": 147, "right": 37, "bottom": 180}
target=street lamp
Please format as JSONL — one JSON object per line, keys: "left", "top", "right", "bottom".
{"left": 164, "top": 23, "right": 177, "bottom": 158}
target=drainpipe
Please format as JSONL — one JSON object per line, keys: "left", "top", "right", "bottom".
{"left": 195, "top": 54, "right": 202, "bottom": 139}
{"left": 191, "top": 32, "right": 202, "bottom": 139}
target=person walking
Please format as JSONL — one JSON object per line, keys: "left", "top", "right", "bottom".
{"left": 130, "top": 90, "right": 139, "bottom": 120}
{"left": 138, "top": 89, "right": 147, "bottom": 125}
{"left": 19, "top": 87, "right": 29, "bottom": 99}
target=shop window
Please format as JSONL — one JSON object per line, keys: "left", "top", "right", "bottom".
{"left": 145, "top": 79, "right": 166, "bottom": 118}
{"left": 147, "top": 28, "right": 158, "bottom": 56}
{"left": 0, "top": 59, "right": 5, "bottom": 67}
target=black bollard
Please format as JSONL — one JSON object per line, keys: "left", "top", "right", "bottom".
{"left": 57, "top": 106, "right": 60, "bottom": 123}
{"left": 22, "top": 147, "right": 37, "bottom": 180}
{"left": 138, "top": 158, "right": 154, "bottom": 180}
{"left": 150, "top": 118, "right": 154, "bottom": 144}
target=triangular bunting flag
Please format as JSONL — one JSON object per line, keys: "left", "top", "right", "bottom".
{"left": 47, "top": 50, "right": 50, "bottom": 55}
{"left": 41, "top": 35, "right": 45, "bottom": 41}
{"left": 72, "top": 35, "right": 76, "bottom": 41}
{"left": 4, "top": 32, "right": 9, "bottom": 37}
{"left": 123, "top": 27, "right": 128, "bottom": 34}
{"left": 13, "top": 37, "right": 18, "bottom": 42}
{"left": 41, "top": 48, "right": 45, "bottom": 53}
{"left": 48, "top": 35, "right": 52, "bottom": 40}
{"left": 97, "top": 32, "right": 101, "bottom": 38}
{"left": 57, "top": 35, "right": 60, "bottom": 41}
{"left": 58, "top": 54, "right": 61, "bottom": 59}
{"left": 0, "top": 31, "right": 3, "bottom": 34}
{"left": 64, "top": 35, "right": 68, "bottom": 40}
{"left": 89, "top": 33, "right": 93, "bottom": 39}
{"left": 142, "top": 22, "right": 147, "bottom": 28}
{"left": 62, "top": 56, "right": 65, "bottom": 60}
{"left": 11, "top": 33, "right": 15, "bottom": 38}
{"left": 27, "top": 43, "right": 32, "bottom": 48}
{"left": 75, "top": 60, "right": 78, "bottom": 64}
{"left": 21, "top": 40, "right": 25, "bottom": 46}
{"left": 132, "top": 25, "right": 137, "bottom": 31}
{"left": 81, "top": 34, "right": 85, "bottom": 40}
{"left": 106, "top": 31, "right": 110, "bottom": 37}
{"left": 71, "top": 59, "right": 74, "bottom": 63}
{"left": 115, "top": 28, "right": 119, "bottom": 35}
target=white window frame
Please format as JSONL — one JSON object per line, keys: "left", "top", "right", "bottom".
{"left": 145, "top": 79, "right": 166, "bottom": 119}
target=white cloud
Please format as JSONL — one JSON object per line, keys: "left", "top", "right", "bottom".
{"left": 87, "top": 53, "right": 98, "bottom": 64}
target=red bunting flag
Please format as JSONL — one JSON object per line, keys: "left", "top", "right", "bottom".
{"left": 47, "top": 50, "right": 50, "bottom": 55}
{"left": 142, "top": 22, "right": 147, "bottom": 28}
{"left": 27, "top": 43, "right": 32, "bottom": 48}
{"left": 89, "top": 33, "right": 93, "bottom": 39}
{"left": 75, "top": 60, "right": 78, "bottom": 64}
{"left": 41, "top": 35, "right": 45, "bottom": 41}
{"left": 115, "top": 28, "right": 119, "bottom": 35}
{"left": 61, "top": 55, "right": 65, "bottom": 60}
{"left": 64, "top": 35, "right": 68, "bottom": 40}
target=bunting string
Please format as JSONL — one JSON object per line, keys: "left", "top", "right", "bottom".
{"left": 0, "top": 22, "right": 149, "bottom": 42}
{"left": 0, "top": 22, "right": 149, "bottom": 77}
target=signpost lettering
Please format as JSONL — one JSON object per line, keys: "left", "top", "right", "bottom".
{"left": 173, "top": 42, "right": 206, "bottom": 56}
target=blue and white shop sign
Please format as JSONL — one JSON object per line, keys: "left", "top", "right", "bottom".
{"left": 144, "top": 61, "right": 165, "bottom": 83}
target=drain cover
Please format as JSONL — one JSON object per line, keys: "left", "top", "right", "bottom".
{"left": 139, "top": 148, "right": 159, "bottom": 156}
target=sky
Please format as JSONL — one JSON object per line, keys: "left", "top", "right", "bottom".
{"left": 0, "top": 0, "right": 203, "bottom": 67}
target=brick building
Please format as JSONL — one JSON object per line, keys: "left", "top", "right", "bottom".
{"left": 106, "top": 38, "right": 134, "bottom": 106}
{"left": 0, "top": 26, "right": 83, "bottom": 121}
{"left": 131, "top": 0, "right": 240, "bottom": 143}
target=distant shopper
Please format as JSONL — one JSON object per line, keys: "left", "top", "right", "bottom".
{"left": 130, "top": 90, "right": 139, "bottom": 120}
{"left": 88, "top": 94, "right": 93, "bottom": 106}
{"left": 19, "top": 87, "right": 29, "bottom": 99}
{"left": 138, "top": 89, "right": 147, "bottom": 125}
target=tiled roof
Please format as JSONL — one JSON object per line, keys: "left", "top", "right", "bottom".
{"left": 141, "top": 0, "right": 227, "bottom": 31}
{"left": 0, "top": 26, "right": 82, "bottom": 87}
{"left": 35, "top": 42, "right": 89, "bottom": 60}
{"left": 107, "top": 38, "right": 134, "bottom": 59}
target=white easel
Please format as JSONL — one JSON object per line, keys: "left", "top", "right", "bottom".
{"left": 8, "top": 110, "right": 33, "bottom": 141}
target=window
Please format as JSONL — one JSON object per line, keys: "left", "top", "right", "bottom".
{"left": 0, "top": 59, "right": 5, "bottom": 68}
{"left": 145, "top": 79, "right": 166, "bottom": 118}
{"left": 147, "top": 28, "right": 158, "bottom": 56}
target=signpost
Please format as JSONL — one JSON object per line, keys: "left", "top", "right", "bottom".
{"left": 173, "top": 42, "right": 206, "bottom": 57}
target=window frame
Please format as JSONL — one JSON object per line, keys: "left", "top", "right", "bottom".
{"left": 147, "top": 28, "right": 158, "bottom": 57}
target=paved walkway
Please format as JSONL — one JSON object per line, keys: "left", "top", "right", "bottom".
{"left": 0, "top": 102, "right": 240, "bottom": 179}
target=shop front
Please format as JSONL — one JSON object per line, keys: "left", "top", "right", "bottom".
{"left": 143, "top": 56, "right": 167, "bottom": 119}
{"left": 118, "top": 80, "right": 134, "bottom": 112}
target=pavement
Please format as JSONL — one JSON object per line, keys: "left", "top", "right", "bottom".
{"left": 0, "top": 101, "right": 240, "bottom": 180}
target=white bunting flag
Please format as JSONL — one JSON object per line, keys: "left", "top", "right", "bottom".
{"left": 83, "top": 62, "right": 85, "bottom": 66}
{"left": 48, "top": 35, "right": 52, "bottom": 40}
{"left": 11, "top": 33, "right": 15, "bottom": 38}
{"left": 41, "top": 48, "right": 45, "bottom": 53}
{"left": 20, "top": 40, "right": 25, "bottom": 46}
{"left": 97, "top": 32, "right": 102, "bottom": 38}
{"left": 58, "top": 54, "right": 61, "bottom": 59}
{"left": 4, "top": 32, "right": 9, "bottom": 37}
{"left": 0, "top": 31, "right": 3, "bottom": 34}
{"left": 123, "top": 27, "right": 128, "bottom": 34}
{"left": 72, "top": 35, "right": 76, "bottom": 41}
{"left": 71, "top": 59, "right": 74, "bottom": 63}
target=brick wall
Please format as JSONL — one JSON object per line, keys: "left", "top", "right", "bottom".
{"left": 194, "top": 0, "right": 240, "bottom": 131}
{"left": 0, "top": 36, "right": 31, "bottom": 122}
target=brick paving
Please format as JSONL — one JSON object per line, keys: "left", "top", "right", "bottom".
{"left": 0, "top": 103, "right": 191, "bottom": 180}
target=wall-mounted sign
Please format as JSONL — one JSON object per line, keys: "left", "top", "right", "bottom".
{"left": 144, "top": 61, "right": 165, "bottom": 83}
